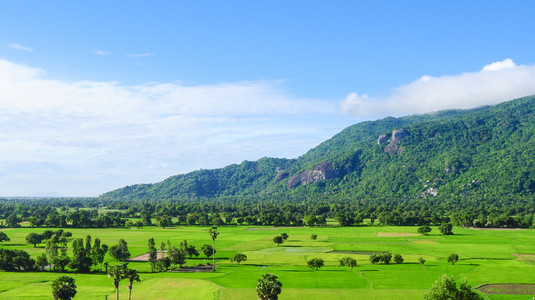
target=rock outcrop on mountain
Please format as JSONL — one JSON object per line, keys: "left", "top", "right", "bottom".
{"left": 383, "top": 129, "right": 409, "bottom": 156}
{"left": 377, "top": 134, "right": 388, "bottom": 145}
{"left": 287, "top": 162, "right": 334, "bottom": 189}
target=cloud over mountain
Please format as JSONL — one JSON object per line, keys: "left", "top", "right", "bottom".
{"left": 341, "top": 59, "right": 535, "bottom": 117}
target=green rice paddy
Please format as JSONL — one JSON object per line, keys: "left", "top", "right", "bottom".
{"left": 0, "top": 225, "right": 533, "bottom": 299}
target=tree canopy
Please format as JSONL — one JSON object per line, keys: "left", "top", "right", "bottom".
{"left": 256, "top": 273, "right": 282, "bottom": 300}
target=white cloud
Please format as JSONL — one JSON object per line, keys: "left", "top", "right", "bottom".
{"left": 8, "top": 43, "right": 33, "bottom": 52}
{"left": 482, "top": 58, "right": 516, "bottom": 71}
{"left": 341, "top": 59, "right": 535, "bottom": 117}
{"left": 0, "top": 59, "right": 342, "bottom": 196}
{"left": 92, "top": 49, "right": 113, "bottom": 55}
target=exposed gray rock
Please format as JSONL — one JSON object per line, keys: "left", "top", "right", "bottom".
{"left": 287, "top": 162, "right": 334, "bottom": 189}
{"left": 274, "top": 171, "right": 289, "bottom": 181}
{"left": 377, "top": 134, "right": 388, "bottom": 145}
{"left": 384, "top": 129, "right": 409, "bottom": 156}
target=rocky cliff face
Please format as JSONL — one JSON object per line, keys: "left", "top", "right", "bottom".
{"left": 287, "top": 162, "right": 335, "bottom": 189}
{"left": 274, "top": 171, "right": 289, "bottom": 181}
{"left": 377, "top": 134, "right": 388, "bottom": 145}
{"left": 383, "top": 129, "right": 409, "bottom": 156}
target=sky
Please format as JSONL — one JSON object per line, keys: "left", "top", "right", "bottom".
{"left": 1, "top": 1, "right": 535, "bottom": 197}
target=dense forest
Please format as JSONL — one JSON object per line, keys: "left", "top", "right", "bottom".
{"left": 0, "top": 96, "right": 534, "bottom": 229}
{"left": 102, "top": 95, "right": 535, "bottom": 202}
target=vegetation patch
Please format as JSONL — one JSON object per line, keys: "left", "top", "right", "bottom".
{"left": 172, "top": 265, "right": 213, "bottom": 273}
{"left": 477, "top": 283, "right": 535, "bottom": 295}
{"left": 377, "top": 232, "right": 419, "bottom": 237}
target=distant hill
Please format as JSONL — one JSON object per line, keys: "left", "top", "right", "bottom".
{"left": 101, "top": 95, "right": 535, "bottom": 201}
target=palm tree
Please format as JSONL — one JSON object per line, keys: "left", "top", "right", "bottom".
{"left": 209, "top": 226, "right": 219, "bottom": 271}
{"left": 125, "top": 268, "right": 141, "bottom": 300}
{"left": 256, "top": 273, "right": 282, "bottom": 300}
{"left": 107, "top": 263, "right": 127, "bottom": 300}
{"left": 51, "top": 276, "right": 77, "bottom": 300}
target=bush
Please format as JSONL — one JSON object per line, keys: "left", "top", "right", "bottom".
{"left": 338, "top": 257, "right": 357, "bottom": 270}
{"left": 394, "top": 254, "right": 404, "bottom": 264}
{"left": 424, "top": 274, "right": 483, "bottom": 300}
{"left": 307, "top": 258, "right": 324, "bottom": 270}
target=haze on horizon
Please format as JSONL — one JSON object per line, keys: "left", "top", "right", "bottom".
{"left": 1, "top": 1, "right": 535, "bottom": 197}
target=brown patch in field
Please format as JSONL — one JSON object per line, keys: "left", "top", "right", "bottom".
{"left": 129, "top": 250, "right": 166, "bottom": 262}
{"left": 512, "top": 253, "right": 535, "bottom": 262}
{"left": 377, "top": 232, "right": 420, "bottom": 237}
{"left": 469, "top": 227, "right": 523, "bottom": 230}
{"left": 410, "top": 240, "right": 438, "bottom": 244}
{"left": 477, "top": 283, "right": 535, "bottom": 294}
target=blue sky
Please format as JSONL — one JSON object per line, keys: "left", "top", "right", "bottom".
{"left": 1, "top": 1, "right": 535, "bottom": 196}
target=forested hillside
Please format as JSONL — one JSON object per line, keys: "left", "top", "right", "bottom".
{"left": 101, "top": 96, "right": 535, "bottom": 202}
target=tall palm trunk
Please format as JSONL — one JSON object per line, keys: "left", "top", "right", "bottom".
{"left": 212, "top": 239, "right": 215, "bottom": 271}
{"left": 115, "top": 282, "right": 119, "bottom": 300}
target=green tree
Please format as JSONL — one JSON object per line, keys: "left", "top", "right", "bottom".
{"left": 159, "top": 214, "right": 172, "bottom": 228}
{"left": 256, "top": 273, "right": 282, "bottom": 300}
{"left": 380, "top": 252, "right": 392, "bottom": 264}
{"left": 160, "top": 241, "right": 166, "bottom": 258}
{"left": 168, "top": 245, "right": 186, "bottom": 268}
{"left": 108, "top": 263, "right": 128, "bottom": 300}
{"left": 147, "top": 238, "right": 157, "bottom": 272}
{"left": 230, "top": 253, "right": 247, "bottom": 264}
{"left": 448, "top": 253, "right": 459, "bottom": 265}
{"left": 440, "top": 223, "right": 454, "bottom": 235}
{"left": 338, "top": 257, "right": 357, "bottom": 270}
{"left": 70, "top": 238, "right": 92, "bottom": 273}
{"left": 35, "top": 253, "right": 48, "bottom": 271}
{"left": 417, "top": 225, "right": 432, "bottom": 235}
{"left": 394, "top": 254, "right": 404, "bottom": 264}
{"left": 418, "top": 257, "right": 426, "bottom": 266}
{"left": 273, "top": 236, "right": 283, "bottom": 246}
{"left": 209, "top": 226, "right": 219, "bottom": 271}
{"left": 46, "top": 239, "right": 59, "bottom": 271}
{"left": 0, "top": 231, "right": 10, "bottom": 242}
{"left": 202, "top": 244, "right": 214, "bottom": 259}
{"left": 310, "top": 234, "right": 317, "bottom": 240}
{"left": 125, "top": 268, "right": 141, "bottom": 300}
{"left": 54, "top": 250, "right": 71, "bottom": 272}
{"left": 280, "top": 233, "right": 289, "bottom": 241}
{"left": 307, "top": 258, "right": 324, "bottom": 270}
{"left": 304, "top": 214, "right": 317, "bottom": 227}
{"left": 369, "top": 254, "right": 381, "bottom": 264}
{"left": 109, "top": 239, "right": 130, "bottom": 262}
{"left": 51, "top": 276, "right": 77, "bottom": 300}
{"left": 91, "top": 238, "right": 108, "bottom": 271}
{"left": 6, "top": 213, "right": 21, "bottom": 228}
{"left": 26, "top": 233, "right": 44, "bottom": 247}
{"left": 185, "top": 245, "right": 199, "bottom": 258}
{"left": 424, "top": 274, "right": 483, "bottom": 300}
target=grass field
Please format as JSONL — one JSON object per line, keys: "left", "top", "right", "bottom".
{"left": 0, "top": 225, "right": 534, "bottom": 299}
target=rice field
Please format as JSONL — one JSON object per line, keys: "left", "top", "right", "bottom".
{"left": 0, "top": 225, "right": 534, "bottom": 299}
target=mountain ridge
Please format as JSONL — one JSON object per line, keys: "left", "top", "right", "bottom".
{"left": 101, "top": 95, "right": 535, "bottom": 201}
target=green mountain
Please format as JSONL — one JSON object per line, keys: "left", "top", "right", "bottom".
{"left": 101, "top": 95, "right": 535, "bottom": 201}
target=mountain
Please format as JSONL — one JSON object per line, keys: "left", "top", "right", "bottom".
{"left": 101, "top": 96, "right": 535, "bottom": 201}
